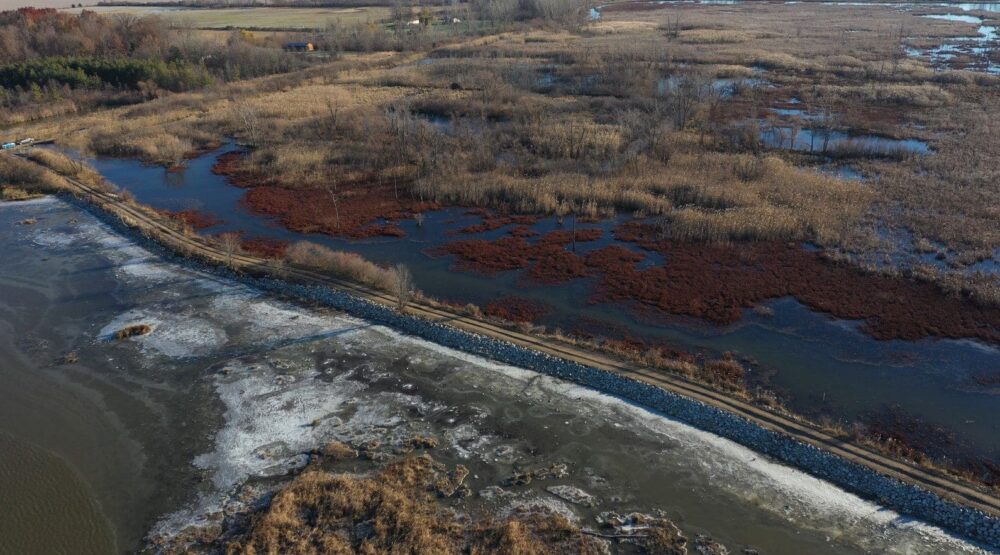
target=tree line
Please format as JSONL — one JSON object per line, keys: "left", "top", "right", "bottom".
{"left": 0, "top": 8, "right": 307, "bottom": 121}
{"left": 0, "top": 57, "right": 211, "bottom": 92}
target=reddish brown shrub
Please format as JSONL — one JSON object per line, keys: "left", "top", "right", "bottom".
{"left": 241, "top": 237, "right": 289, "bottom": 259}
{"left": 483, "top": 296, "right": 553, "bottom": 323}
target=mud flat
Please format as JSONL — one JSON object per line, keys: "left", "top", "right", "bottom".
{"left": 2, "top": 196, "right": 995, "bottom": 553}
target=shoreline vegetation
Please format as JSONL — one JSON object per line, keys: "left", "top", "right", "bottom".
{"left": 2, "top": 0, "right": 1000, "bottom": 549}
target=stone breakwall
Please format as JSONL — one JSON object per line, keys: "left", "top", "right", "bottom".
{"left": 77, "top": 196, "right": 1000, "bottom": 549}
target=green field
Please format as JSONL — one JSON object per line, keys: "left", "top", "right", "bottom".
{"left": 63, "top": 5, "right": 393, "bottom": 29}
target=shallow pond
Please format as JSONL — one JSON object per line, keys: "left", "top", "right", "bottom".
{"left": 923, "top": 13, "right": 985, "bottom": 22}
{"left": 1, "top": 197, "right": 992, "bottom": 554}
{"left": 771, "top": 106, "right": 829, "bottom": 120}
{"left": 909, "top": 14, "right": 1000, "bottom": 74}
{"left": 657, "top": 75, "right": 770, "bottom": 99}
{"left": 760, "top": 125, "right": 931, "bottom": 155}
{"left": 44, "top": 144, "right": 1000, "bottom": 471}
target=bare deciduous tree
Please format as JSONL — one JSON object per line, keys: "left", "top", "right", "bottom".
{"left": 394, "top": 263, "right": 413, "bottom": 311}
{"left": 219, "top": 232, "right": 242, "bottom": 268}
{"left": 267, "top": 257, "right": 287, "bottom": 278}
{"left": 234, "top": 100, "right": 262, "bottom": 148}
{"left": 323, "top": 177, "right": 341, "bottom": 231}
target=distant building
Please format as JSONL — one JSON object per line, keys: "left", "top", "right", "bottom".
{"left": 285, "top": 42, "right": 314, "bottom": 52}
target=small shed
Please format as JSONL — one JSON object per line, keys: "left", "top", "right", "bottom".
{"left": 285, "top": 42, "right": 315, "bottom": 52}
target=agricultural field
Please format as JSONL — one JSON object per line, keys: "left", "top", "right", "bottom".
{"left": 63, "top": 4, "right": 394, "bottom": 29}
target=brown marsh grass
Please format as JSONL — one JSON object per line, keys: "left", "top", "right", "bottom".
{"left": 225, "top": 455, "right": 609, "bottom": 555}
{"left": 4, "top": 2, "right": 996, "bottom": 283}
{"left": 285, "top": 240, "right": 407, "bottom": 293}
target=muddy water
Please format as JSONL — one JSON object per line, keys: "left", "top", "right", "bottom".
{"left": 0, "top": 433, "right": 114, "bottom": 554}
{"left": 60, "top": 144, "right": 1000, "bottom": 466}
{"left": 0, "top": 198, "right": 220, "bottom": 553}
{"left": 1, "top": 196, "right": 991, "bottom": 554}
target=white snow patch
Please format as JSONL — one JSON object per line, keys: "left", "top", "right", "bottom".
{"left": 502, "top": 496, "right": 579, "bottom": 524}
{"left": 31, "top": 230, "right": 78, "bottom": 248}
{"left": 445, "top": 423, "right": 495, "bottom": 460}
{"left": 547, "top": 485, "right": 599, "bottom": 507}
{"left": 91, "top": 230, "right": 177, "bottom": 282}
{"left": 99, "top": 309, "right": 226, "bottom": 359}
{"left": 199, "top": 355, "right": 413, "bottom": 491}
{"left": 0, "top": 196, "right": 57, "bottom": 208}
{"left": 210, "top": 290, "right": 359, "bottom": 344}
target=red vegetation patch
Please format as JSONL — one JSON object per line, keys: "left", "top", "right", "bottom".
{"left": 527, "top": 249, "right": 589, "bottom": 284}
{"left": 510, "top": 225, "right": 539, "bottom": 238}
{"left": 241, "top": 237, "right": 289, "bottom": 259}
{"left": 160, "top": 209, "right": 221, "bottom": 230}
{"left": 212, "top": 151, "right": 258, "bottom": 188}
{"left": 483, "top": 296, "right": 553, "bottom": 323}
{"left": 435, "top": 228, "right": 604, "bottom": 284}
{"left": 239, "top": 183, "right": 437, "bottom": 239}
{"left": 537, "top": 228, "right": 603, "bottom": 246}
{"left": 212, "top": 151, "right": 240, "bottom": 175}
{"left": 436, "top": 236, "right": 534, "bottom": 273}
{"left": 568, "top": 317, "right": 697, "bottom": 364}
{"left": 213, "top": 151, "right": 439, "bottom": 239}
{"left": 456, "top": 213, "right": 538, "bottom": 234}
{"left": 583, "top": 245, "right": 645, "bottom": 268}
{"left": 441, "top": 221, "right": 1000, "bottom": 345}
{"left": 352, "top": 223, "right": 407, "bottom": 238}
{"left": 605, "top": 223, "right": 1000, "bottom": 344}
